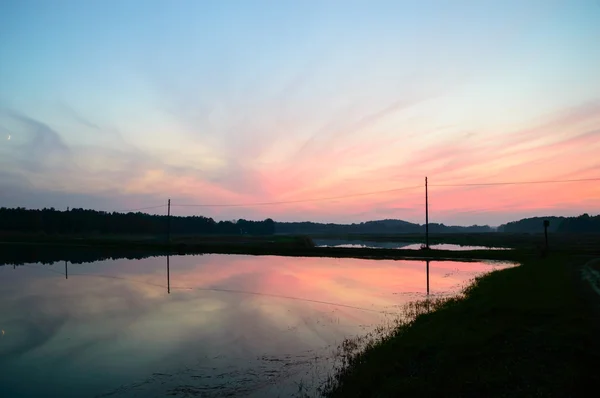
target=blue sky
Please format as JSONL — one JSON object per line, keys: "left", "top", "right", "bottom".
{"left": 1, "top": 0, "right": 599, "bottom": 225}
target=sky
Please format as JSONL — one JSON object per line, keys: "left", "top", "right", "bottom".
{"left": 1, "top": 0, "right": 599, "bottom": 226}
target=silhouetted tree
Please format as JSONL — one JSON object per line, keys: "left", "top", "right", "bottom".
{"left": 0, "top": 207, "right": 276, "bottom": 236}
{"left": 498, "top": 215, "right": 600, "bottom": 233}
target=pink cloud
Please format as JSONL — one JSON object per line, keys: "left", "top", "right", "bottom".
{"left": 3, "top": 97, "right": 599, "bottom": 224}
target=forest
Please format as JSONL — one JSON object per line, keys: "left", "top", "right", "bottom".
{"left": 274, "top": 219, "right": 494, "bottom": 234}
{"left": 497, "top": 214, "right": 600, "bottom": 233}
{"left": 1, "top": 207, "right": 597, "bottom": 236}
{"left": 0, "top": 209, "right": 493, "bottom": 236}
{"left": 0, "top": 207, "right": 275, "bottom": 236}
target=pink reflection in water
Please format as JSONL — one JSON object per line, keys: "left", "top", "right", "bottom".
{"left": 0, "top": 255, "right": 514, "bottom": 397}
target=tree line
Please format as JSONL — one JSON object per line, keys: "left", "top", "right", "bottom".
{"left": 1, "top": 207, "right": 596, "bottom": 236}
{"left": 497, "top": 214, "right": 600, "bottom": 233}
{"left": 275, "top": 219, "right": 494, "bottom": 234}
{"left": 0, "top": 207, "right": 275, "bottom": 235}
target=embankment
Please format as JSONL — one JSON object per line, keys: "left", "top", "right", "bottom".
{"left": 323, "top": 254, "right": 600, "bottom": 397}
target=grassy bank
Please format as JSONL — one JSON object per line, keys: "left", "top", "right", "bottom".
{"left": 323, "top": 254, "right": 600, "bottom": 397}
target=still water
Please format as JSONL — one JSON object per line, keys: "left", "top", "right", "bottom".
{"left": 313, "top": 239, "right": 511, "bottom": 251}
{"left": 0, "top": 254, "right": 513, "bottom": 397}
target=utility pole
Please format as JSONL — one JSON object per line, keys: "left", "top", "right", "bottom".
{"left": 65, "top": 261, "right": 68, "bottom": 280}
{"left": 167, "top": 199, "right": 171, "bottom": 243}
{"left": 425, "top": 176, "right": 429, "bottom": 249}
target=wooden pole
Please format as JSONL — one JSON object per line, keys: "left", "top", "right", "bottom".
{"left": 65, "top": 260, "right": 68, "bottom": 280}
{"left": 425, "top": 177, "right": 429, "bottom": 249}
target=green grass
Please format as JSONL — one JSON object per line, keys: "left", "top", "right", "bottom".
{"left": 322, "top": 254, "right": 600, "bottom": 397}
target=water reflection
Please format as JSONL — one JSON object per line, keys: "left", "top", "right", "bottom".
{"left": 167, "top": 255, "right": 170, "bottom": 294}
{"left": 314, "top": 239, "right": 511, "bottom": 251}
{"left": 427, "top": 260, "right": 430, "bottom": 295}
{"left": 0, "top": 255, "right": 514, "bottom": 397}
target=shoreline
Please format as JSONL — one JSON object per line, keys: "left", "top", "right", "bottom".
{"left": 322, "top": 253, "right": 600, "bottom": 397}
{"left": 0, "top": 238, "right": 534, "bottom": 265}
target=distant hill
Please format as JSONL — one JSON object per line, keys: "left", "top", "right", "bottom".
{"left": 2, "top": 207, "right": 597, "bottom": 236}
{"left": 277, "top": 214, "right": 600, "bottom": 235}
{"left": 497, "top": 214, "right": 600, "bottom": 233}
{"left": 497, "top": 217, "right": 566, "bottom": 233}
{"left": 275, "top": 219, "right": 494, "bottom": 235}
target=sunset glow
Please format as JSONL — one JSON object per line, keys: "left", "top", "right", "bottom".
{"left": 1, "top": 1, "right": 599, "bottom": 225}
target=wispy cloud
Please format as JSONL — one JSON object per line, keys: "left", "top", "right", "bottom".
{"left": 58, "top": 103, "right": 102, "bottom": 131}
{"left": 2, "top": 93, "right": 599, "bottom": 224}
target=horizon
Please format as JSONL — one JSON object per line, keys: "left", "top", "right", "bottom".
{"left": 2, "top": 204, "right": 597, "bottom": 229}
{"left": 2, "top": 0, "right": 600, "bottom": 226}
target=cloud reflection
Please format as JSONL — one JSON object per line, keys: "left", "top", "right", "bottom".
{"left": 0, "top": 254, "right": 513, "bottom": 396}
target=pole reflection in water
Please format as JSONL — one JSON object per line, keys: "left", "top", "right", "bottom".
{"left": 166, "top": 255, "right": 170, "bottom": 294}
{"left": 426, "top": 260, "right": 430, "bottom": 295}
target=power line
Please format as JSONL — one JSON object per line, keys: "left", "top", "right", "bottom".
{"left": 172, "top": 185, "right": 423, "bottom": 207}
{"left": 430, "top": 177, "right": 600, "bottom": 187}
{"left": 84, "top": 176, "right": 599, "bottom": 212}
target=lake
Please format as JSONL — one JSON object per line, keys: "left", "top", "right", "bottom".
{"left": 313, "top": 239, "right": 512, "bottom": 251}
{"left": 0, "top": 254, "right": 513, "bottom": 397}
